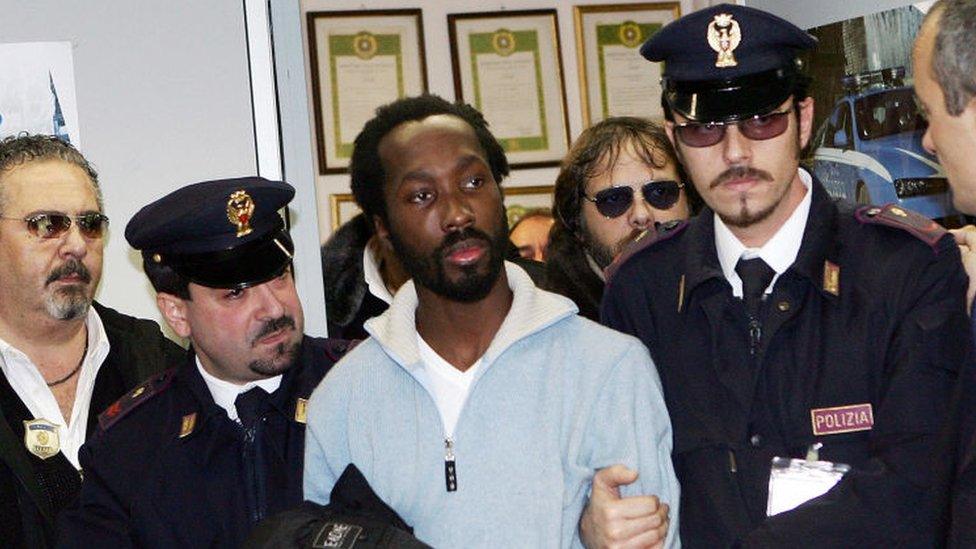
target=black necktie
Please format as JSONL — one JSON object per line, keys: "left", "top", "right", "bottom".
{"left": 735, "top": 257, "right": 775, "bottom": 318}
{"left": 235, "top": 387, "right": 272, "bottom": 429}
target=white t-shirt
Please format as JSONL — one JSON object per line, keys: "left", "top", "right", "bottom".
{"left": 415, "top": 334, "right": 482, "bottom": 437}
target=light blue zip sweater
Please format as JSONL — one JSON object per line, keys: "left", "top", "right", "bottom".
{"left": 304, "top": 263, "right": 680, "bottom": 547}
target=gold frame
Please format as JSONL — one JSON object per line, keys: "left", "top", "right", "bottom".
{"left": 573, "top": 2, "right": 680, "bottom": 127}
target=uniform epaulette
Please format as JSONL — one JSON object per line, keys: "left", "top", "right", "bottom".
{"left": 98, "top": 368, "right": 177, "bottom": 431}
{"left": 605, "top": 219, "right": 689, "bottom": 282}
{"left": 854, "top": 203, "right": 947, "bottom": 250}
{"left": 323, "top": 338, "right": 359, "bottom": 362}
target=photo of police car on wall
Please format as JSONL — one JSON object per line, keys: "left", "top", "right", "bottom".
{"left": 810, "top": 66, "right": 954, "bottom": 221}
{"left": 802, "top": 3, "right": 963, "bottom": 226}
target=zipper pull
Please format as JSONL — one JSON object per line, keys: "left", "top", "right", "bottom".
{"left": 728, "top": 449, "right": 738, "bottom": 474}
{"left": 748, "top": 318, "right": 762, "bottom": 355}
{"left": 445, "top": 437, "right": 457, "bottom": 492}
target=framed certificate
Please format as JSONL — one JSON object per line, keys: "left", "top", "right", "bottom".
{"left": 574, "top": 3, "right": 680, "bottom": 126}
{"left": 307, "top": 9, "right": 428, "bottom": 174}
{"left": 448, "top": 10, "right": 570, "bottom": 169}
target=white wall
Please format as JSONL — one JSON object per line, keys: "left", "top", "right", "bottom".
{"left": 296, "top": 0, "right": 696, "bottom": 243}
{"left": 745, "top": 0, "right": 921, "bottom": 29}
{"left": 0, "top": 1, "right": 261, "bottom": 337}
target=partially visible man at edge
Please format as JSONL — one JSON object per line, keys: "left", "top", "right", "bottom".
{"left": 913, "top": 1, "right": 976, "bottom": 544}
{"left": 546, "top": 117, "right": 699, "bottom": 320}
{"left": 303, "top": 94, "right": 679, "bottom": 548}
{"left": 0, "top": 134, "right": 182, "bottom": 547}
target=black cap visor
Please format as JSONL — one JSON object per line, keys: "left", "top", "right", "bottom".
{"left": 666, "top": 67, "right": 796, "bottom": 122}
{"left": 170, "top": 229, "right": 294, "bottom": 289}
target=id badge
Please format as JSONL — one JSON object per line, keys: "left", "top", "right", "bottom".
{"left": 766, "top": 456, "right": 850, "bottom": 516}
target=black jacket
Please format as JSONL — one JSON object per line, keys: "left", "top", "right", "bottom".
{"left": 602, "top": 180, "right": 970, "bottom": 548}
{"left": 57, "top": 335, "right": 349, "bottom": 548}
{"left": 543, "top": 225, "right": 604, "bottom": 321}
{"left": 0, "top": 303, "right": 182, "bottom": 549}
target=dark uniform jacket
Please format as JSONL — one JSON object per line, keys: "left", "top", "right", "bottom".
{"left": 0, "top": 302, "right": 182, "bottom": 549}
{"left": 56, "top": 335, "right": 347, "bottom": 549}
{"left": 602, "top": 180, "right": 970, "bottom": 548}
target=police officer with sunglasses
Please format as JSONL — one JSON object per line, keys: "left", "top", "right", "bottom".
{"left": 598, "top": 4, "right": 970, "bottom": 547}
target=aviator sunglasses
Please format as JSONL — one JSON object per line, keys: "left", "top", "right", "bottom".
{"left": 582, "top": 179, "right": 684, "bottom": 219}
{"left": 0, "top": 212, "right": 110, "bottom": 238}
{"left": 673, "top": 108, "right": 793, "bottom": 148}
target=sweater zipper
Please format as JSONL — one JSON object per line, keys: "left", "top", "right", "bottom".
{"left": 444, "top": 437, "right": 457, "bottom": 492}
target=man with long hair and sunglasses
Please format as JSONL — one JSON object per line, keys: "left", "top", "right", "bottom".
{"left": 546, "top": 116, "right": 700, "bottom": 321}
{"left": 0, "top": 134, "right": 182, "bottom": 547}
{"left": 601, "top": 4, "right": 970, "bottom": 547}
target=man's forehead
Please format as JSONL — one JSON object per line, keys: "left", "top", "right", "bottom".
{"left": 379, "top": 114, "right": 486, "bottom": 175}
{"left": 382, "top": 114, "right": 478, "bottom": 150}
{"left": 1, "top": 159, "right": 97, "bottom": 209}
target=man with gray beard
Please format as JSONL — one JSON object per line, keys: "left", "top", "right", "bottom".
{"left": 58, "top": 177, "right": 349, "bottom": 548}
{"left": 0, "top": 135, "right": 182, "bottom": 548}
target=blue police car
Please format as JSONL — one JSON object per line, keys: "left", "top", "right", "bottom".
{"left": 810, "top": 67, "right": 956, "bottom": 222}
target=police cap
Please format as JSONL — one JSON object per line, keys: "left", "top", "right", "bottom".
{"left": 125, "top": 177, "right": 295, "bottom": 289}
{"left": 641, "top": 3, "right": 816, "bottom": 122}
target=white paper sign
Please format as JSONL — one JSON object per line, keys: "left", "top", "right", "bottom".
{"left": 0, "top": 41, "right": 80, "bottom": 147}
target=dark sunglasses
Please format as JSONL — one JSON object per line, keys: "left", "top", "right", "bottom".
{"left": 673, "top": 108, "right": 793, "bottom": 148}
{"left": 0, "top": 212, "right": 109, "bottom": 238}
{"left": 582, "top": 180, "right": 684, "bottom": 219}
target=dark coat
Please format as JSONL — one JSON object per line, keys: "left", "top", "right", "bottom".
{"left": 0, "top": 303, "right": 182, "bottom": 549}
{"left": 56, "top": 335, "right": 348, "bottom": 549}
{"left": 321, "top": 214, "right": 389, "bottom": 341}
{"left": 602, "top": 180, "right": 970, "bottom": 548}
{"left": 543, "top": 226, "right": 604, "bottom": 321}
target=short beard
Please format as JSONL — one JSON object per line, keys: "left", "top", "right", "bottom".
{"left": 44, "top": 259, "right": 93, "bottom": 320}
{"left": 247, "top": 316, "right": 301, "bottom": 376}
{"left": 580, "top": 217, "right": 642, "bottom": 269}
{"left": 708, "top": 165, "right": 783, "bottom": 228}
{"left": 388, "top": 209, "right": 508, "bottom": 303}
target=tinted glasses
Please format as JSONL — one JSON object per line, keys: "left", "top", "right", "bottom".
{"left": 583, "top": 180, "right": 684, "bottom": 219}
{"left": 0, "top": 212, "right": 109, "bottom": 238}
{"left": 673, "top": 108, "right": 793, "bottom": 148}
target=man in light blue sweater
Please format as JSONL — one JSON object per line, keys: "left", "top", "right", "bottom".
{"left": 303, "top": 95, "right": 680, "bottom": 547}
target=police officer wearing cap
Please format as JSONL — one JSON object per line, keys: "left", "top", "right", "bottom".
{"left": 57, "top": 177, "right": 350, "bottom": 548}
{"left": 600, "top": 4, "right": 970, "bottom": 547}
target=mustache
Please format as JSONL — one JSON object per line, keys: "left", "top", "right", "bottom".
{"left": 250, "top": 315, "right": 296, "bottom": 346}
{"left": 435, "top": 228, "right": 493, "bottom": 259}
{"left": 709, "top": 166, "right": 774, "bottom": 189}
{"left": 46, "top": 259, "right": 91, "bottom": 286}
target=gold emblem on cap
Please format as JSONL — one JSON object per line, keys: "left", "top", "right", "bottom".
{"left": 227, "top": 190, "right": 256, "bottom": 238}
{"left": 23, "top": 419, "right": 60, "bottom": 460}
{"left": 890, "top": 206, "right": 908, "bottom": 217}
{"left": 707, "top": 13, "right": 741, "bottom": 68}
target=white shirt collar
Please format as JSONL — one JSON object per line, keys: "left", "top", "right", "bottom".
{"left": 714, "top": 168, "right": 813, "bottom": 297}
{"left": 196, "top": 358, "right": 282, "bottom": 422}
{"left": 0, "top": 306, "right": 111, "bottom": 469}
{"left": 362, "top": 244, "right": 395, "bottom": 305}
